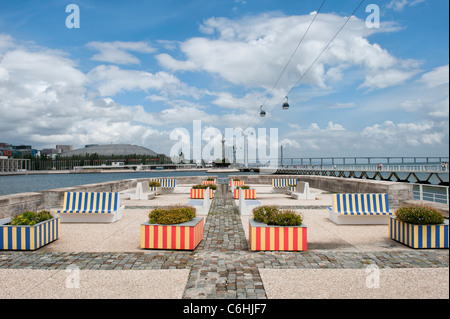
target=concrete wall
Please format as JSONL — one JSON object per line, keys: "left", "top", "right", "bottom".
{"left": 229, "top": 174, "right": 414, "bottom": 209}
{"left": 0, "top": 175, "right": 217, "bottom": 219}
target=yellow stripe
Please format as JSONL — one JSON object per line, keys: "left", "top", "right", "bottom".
{"left": 269, "top": 227, "right": 275, "bottom": 250}
{"left": 288, "top": 228, "right": 294, "bottom": 251}
{"left": 63, "top": 192, "right": 68, "bottom": 210}
{"left": 430, "top": 226, "right": 436, "bottom": 248}
{"left": 422, "top": 225, "right": 427, "bottom": 248}
{"left": 140, "top": 225, "right": 145, "bottom": 248}
{"left": 278, "top": 228, "right": 283, "bottom": 251}
{"left": 440, "top": 225, "right": 444, "bottom": 248}
{"left": 357, "top": 194, "right": 362, "bottom": 213}
{"left": 381, "top": 194, "right": 387, "bottom": 212}
{"left": 29, "top": 227, "right": 35, "bottom": 250}
{"left": 177, "top": 226, "right": 181, "bottom": 249}
{"left": 149, "top": 225, "right": 155, "bottom": 249}
{"left": 333, "top": 194, "right": 338, "bottom": 212}
{"left": 351, "top": 195, "right": 357, "bottom": 214}
{"left": 184, "top": 225, "right": 190, "bottom": 249}
{"left": 158, "top": 226, "right": 163, "bottom": 248}
{"left": 413, "top": 225, "right": 419, "bottom": 248}
{"left": 87, "top": 192, "right": 92, "bottom": 212}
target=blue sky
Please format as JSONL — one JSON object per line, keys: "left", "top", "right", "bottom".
{"left": 0, "top": 0, "right": 448, "bottom": 161}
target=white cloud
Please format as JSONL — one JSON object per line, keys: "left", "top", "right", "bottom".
{"left": 387, "top": 0, "right": 426, "bottom": 12}
{"left": 419, "top": 65, "right": 449, "bottom": 88}
{"left": 86, "top": 41, "right": 155, "bottom": 65}
{"left": 157, "top": 12, "right": 421, "bottom": 92}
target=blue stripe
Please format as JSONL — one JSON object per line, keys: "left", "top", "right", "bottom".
{"left": 417, "top": 226, "right": 423, "bottom": 248}
{"left": 444, "top": 226, "right": 448, "bottom": 248}
{"left": 384, "top": 194, "right": 390, "bottom": 212}
{"left": 25, "top": 227, "right": 29, "bottom": 250}
{"left": 7, "top": 227, "right": 13, "bottom": 250}
{"left": 435, "top": 225, "right": 440, "bottom": 248}
{"left": 426, "top": 225, "right": 432, "bottom": 248}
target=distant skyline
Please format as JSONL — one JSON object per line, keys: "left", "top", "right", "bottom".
{"left": 0, "top": 0, "right": 448, "bottom": 159}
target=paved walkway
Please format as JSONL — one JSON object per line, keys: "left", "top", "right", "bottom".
{"left": 0, "top": 184, "right": 448, "bottom": 299}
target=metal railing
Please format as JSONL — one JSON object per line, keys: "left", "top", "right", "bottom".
{"left": 413, "top": 184, "right": 449, "bottom": 206}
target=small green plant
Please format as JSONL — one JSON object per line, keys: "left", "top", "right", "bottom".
{"left": 232, "top": 178, "right": 241, "bottom": 181}
{"left": 235, "top": 185, "right": 250, "bottom": 189}
{"left": 192, "top": 184, "right": 217, "bottom": 190}
{"left": 10, "top": 210, "right": 54, "bottom": 226}
{"left": 395, "top": 204, "right": 444, "bottom": 225}
{"left": 206, "top": 177, "right": 215, "bottom": 181}
{"left": 148, "top": 205, "right": 196, "bottom": 225}
{"left": 252, "top": 205, "right": 303, "bottom": 226}
{"left": 149, "top": 181, "right": 160, "bottom": 187}
{"left": 269, "top": 210, "right": 303, "bottom": 226}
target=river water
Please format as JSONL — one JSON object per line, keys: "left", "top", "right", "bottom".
{"left": 0, "top": 170, "right": 259, "bottom": 196}
{"left": 0, "top": 170, "right": 448, "bottom": 205}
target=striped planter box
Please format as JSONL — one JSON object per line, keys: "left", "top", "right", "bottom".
{"left": 272, "top": 179, "right": 297, "bottom": 188}
{"left": 140, "top": 217, "right": 204, "bottom": 250}
{"left": 229, "top": 180, "right": 244, "bottom": 187}
{"left": 389, "top": 217, "right": 449, "bottom": 249}
{"left": 249, "top": 219, "right": 307, "bottom": 251}
{"left": 0, "top": 217, "right": 60, "bottom": 251}
{"left": 233, "top": 188, "right": 256, "bottom": 199}
{"left": 149, "top": 178, "right": 175, "bottom": 189}
{"left": 190, "top": 188, "right": 214, "bottom": 199}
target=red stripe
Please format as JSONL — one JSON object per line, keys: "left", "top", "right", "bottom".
{"left": 145, "top": 225, "right": 149, "bottom": 248}
{"left": 256, "top": 227, "right": 261, "bottom": 251}
{"left": 302, "top": 227, "right": 307, "bottom": 251}
{"left": 162, "top": 226, "right": 167, "bottom": 249}
{"left": 153, "top": 225, "right": 159, "bottom": 249}
{"left": 265, "top": 227, "right": 270, "bottom": 251}
{"left": 284, "top": 227, "right": 289, "bottom": 250}
{"left": 172, "top": 226, "right": 177, "bottom": 249}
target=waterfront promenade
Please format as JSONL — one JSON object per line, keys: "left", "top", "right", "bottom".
{"left": 0, "top": 182, "right": 448, "bottom": 300}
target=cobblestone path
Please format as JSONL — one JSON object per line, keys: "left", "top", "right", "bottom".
{"left": 0, "top": 184, "right": 448, "bottom": 299}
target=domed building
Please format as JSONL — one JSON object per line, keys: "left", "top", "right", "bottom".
{"left": 59, "top": 144, "right": 159, "bottom": 157}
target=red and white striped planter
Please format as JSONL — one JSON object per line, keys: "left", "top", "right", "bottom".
{"left": 233, "top": 188, "right": 256, "bottom": 199}
{"left": 140, "top": 217, "right": 204, "bottom": 250}
{"left": 190, "top": 188, "right": 214, "bottom": 199}
{"left": 249, "top": 219, "right": 307, "bottom": 251}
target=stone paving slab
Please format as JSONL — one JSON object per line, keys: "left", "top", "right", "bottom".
{"left": 1, "top": 183, "right": 448, "bottom": 300}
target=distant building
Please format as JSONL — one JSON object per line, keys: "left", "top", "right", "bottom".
{"left": 56, "top": 145, "right": 74, "bottom": 153}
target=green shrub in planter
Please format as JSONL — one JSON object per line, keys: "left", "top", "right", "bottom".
{"left": 11, "top": 210, "right": 54, "bottom": 226}
{"left": 252, "top": 205, "right": 303, "bottom": 226}
{"left": 269, "top": 210, "right": 303, "bottom": 226}
{"left": 206, "top": 177, "right": 215, "bottom": 181}
{"left": 235, "top": 185, "right": 250, "bottom": 189}
{"left": 192, "top": 184, "right": 217, "bottom": 190}
{"left": 149, "top": 181, "right": 161, "bottom": 187}
{"left": 395, "top": 204, "right": 444, "bottom": 225}
{"left": 148, "top": 205, "right": 196, "bottom": 225}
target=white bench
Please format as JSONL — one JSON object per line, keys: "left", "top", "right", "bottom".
{"left": 188, "top": 187, "right": 211, "bottom": 215}
{"left": 238, "top": 188, "right": 261, "bottom": 216}
{"left": 128, "top": 181, "right": 156, "bottom": 200}
{"left": 291, "top": 182, "right": 316, "bottom": 200}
